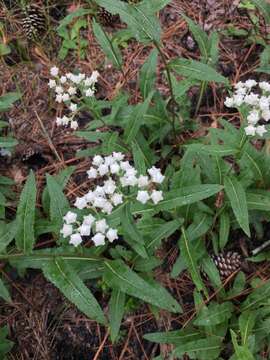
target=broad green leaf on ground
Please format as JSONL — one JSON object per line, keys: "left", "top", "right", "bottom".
{"left": 246, "top": 191, "right": 270, "bottom": 211}
{"left": 43, "top": 258, "right": 106, "bottom": 324}
{"left": 144, "top": 328, "right": 200, "bottom": 345}
{"left": 201, "top": 257, "right": 223, "bottom": 292}
{"left": 139, "top": 0, "right": 171, "bottom": 12}
{"left": 57, "top": 8, "right": 93, "bottom": 29}
{"left": 15, "top": 171, "right": 36, "bottom": 254}
{"left": 0, "top": 137, "right": 18, "bottom": 148}
{"left": 109, "top": 289, "right": 125, "bottom": 343}
{"left": 182, "top": 15, "right": 209, "bottom": 59}
{"left": 180, "top": 227, "right": 206, "bottom": 294}
{"left": 104, "top": 259, "right": 182, "bottom": 313}
{"left": 169, "top": 59, "right": 227, "bottom": 83}
{"left": 154, "top": 184, "right": 223, "bottom": 212}
{"left": 92, "top": 20, "right": 122, "bottom": 69}
{"left": 224, "top": 176, "right": 250, "bottom": 236}
{"left": 230, "top": 329, "right": 255, "bottom": 360}
{"left": 239, "top": 311, "right": 256, "bottom": 346}
{"left": 0, "top": 278, "right": 11, "bottom": 303}
{"left": 95, "top": 0, "right": 162, "bottom": 44}
{"left": 139, "top": 49, "right": 158, "bottom": 99}
{"left": 252, "top": 0, "right": 270, "bottom": 24}
{"left": 46, "top": 174, "right": 69, "bottom": 230}
{"left": 0, "top": 92, "right": 21, "bottom": 112}
{"left": 124, "top": 91, "right": 153, "bottom": 143}
{"left": 186, "top": 144, "right": 237, "bottom": 156}
{"left": 219, "top": 211, "right": 230, "bottom": 250}
{"left": 194, "top": 302, "right": 233, "bottom": 326}
{"left": 173, "top": 337, "right": 222, "bottom": 360}
{"left": 0, "top": 221, "right": 17, "bottom": 253}
{"left": 0, "top": 326, "right": 14, "bottom": 358}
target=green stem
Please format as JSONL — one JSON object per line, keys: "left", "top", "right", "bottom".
{"left": 195, "top": 81, "right": 206, "bottom": 116}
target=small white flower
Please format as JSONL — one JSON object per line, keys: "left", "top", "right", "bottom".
{"left": 50, "top": 66, "right": 59, "bottom": 77}
{"left": 62, "top": 93, "right": 70, "bottom": 102}
{"left": 60, "top": 76, "right": 67, "bottom": 84}
{"left": 70, "top": 120, "right": 79, "bottom": 130}
{"left": 245, "top": 79, "right": 257, "bottom": 88}
{"left": 256, "top": 125, "right": 267, "bottom": 137}
{"left": 262, "top": 110, "right": 270, "bottom": 121}
{"left": 120, "top": 161, "right": 132, "bottom": 171}
{"left": 136, "top": 190, "right": 150, "bottom": 204}
{"left": 259, "top": 81, "right": 270, "bottom": 92}
{"left": 90, "top": 70, "right": 99, "bottom": 83}
{"left": 85, "top": 191, "right": 95, "bottom": 203}
{"left": 60, "top": 224, "right": 73, "bottom": 238}
{"left": 244, "top": 93, "right": 259, "bottom": 106}
{"left": 98, "top": 164, "right": 109, "bottom": 176}
{"left": 66, "top": 72, "right": 73, "bottom": 79}
{"left": 69, "top": 103, "right": 77, "bottom": 112}
{"left": 224, "top": 97, "right": 234, "bottom": 107}
{"left": 235, "top": 81, "right": 245, "bottom": 89}
{"left": 94, "top": 186, "right": 105, "bottom": 197}
{"left": 70, "top": 233, "right": 83, "bottom": 247}
{"left": 103, "top": 179, "right": 116, "bottom": 194}
{"left": 125, "top": 175, "right": 138, "bottom": 187}
{"left": 56, "top": 94, "right": 63, "bottom": 103}
{"left": 79, "top": 224, "right": 91, "bottom": 236}
{"left": 233, "top": 94, "right": 244, "bottom": 106}
{"left": 259, "top": 96, "right": 269, "bottom": 111}
{"left": 151, "top": 190, "right": 164, "bottom": 204}
{"left": 93, "top": 155, "right": 104, "bottom": 166}
{"left": 67, "top": 86, "right": 77, "bottom": 96}
{"left": 148, "top": 166, "right": 165, "bottom": 184}
{"left": 93, "top": 197, "right": 107, "bottom": 209}
{"left": 48, "top": 79, "right": 56, "bottom": 88}
{"left": 113, "top": 152, "right": 124, "bottom": 161}
{"left": 83, "top": 214, "right": 95, "bottom": 226}
{"left": 84, "top": 77, "right": 93, "bottom": 86}
{"left": 92, "top": 233, "right": 105, "bottom": 246}
{"left": 102, "top": 201, "right": 113, "bottom": 214}
{"left": 85, "top": 88, "right": 94, "bottom": 97}
{"left": 71, "top": 74, "right": 81, "bottom": 84}
{"left": 87, "top": 167, "right": 98, "bottom": 179}
{"left": 56, "top": 117, "right": 63, "bottom": 126}
{"left": 63, "top": 211, "right": 77, "bottom": 224}
{"left": 111, "top": 193, "right": 123, "bottom": 206}
{"left": 125, "top": 168, "right": 137, "bottom": 177}
{"left": 95, "top": 219, "right": 109, "bottom": 233}
{"left": 106, "top": 228, "right": 118, "bottom": 243}
{"left": 245, "top": 125, "right": 256, "bottom": 136}
{"left": 247, "top": 110, "right": 260, "bottom": 125}
{"left": 110, "top": 163, "right": 120, "bottom": 174}
{"left": 137, "top": 175, "right": 149, "bottom": 188}
{"left": 74, "top": 196, "right": 88, "bottom": 209}
{"left": 104, "top": 155, "right": 115, "bottom": 166}
{"left": 55, "top": 86, "right": 64, "bottom": 94}
{"left": 62, "top": 116, "right": 70, "bottom": 126}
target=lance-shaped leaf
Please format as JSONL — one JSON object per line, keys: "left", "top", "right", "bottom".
{"left": 0, "top": 92, "right": 21, "bottom": 112}
{"left": 95, "top": 0, "right": 161, "bottom": 44}
{"left": 252, "top": 0, "right": 270, "bottom": 24}
{"left": 0, "top": 221, "right": 17, "bottom": 253}
{"left": 224, "top": 176, "right": 250, "bottom": 237}
{"left": 104, "top": 259, "right": 182, "bottom": 313}
{"left": 92, "top": 20, "right": 122, "bottom": 69}
{"left": 15, "top": 171, "right": 37, "bottom": 254}
{"left": 109, "top": 289, "right": 125, "bottom": 343}
{"left": 0, "top": 278, "right": 11, "bottom": 303}
{"left": 139, "top": 49, "right": 158, "bottom": 99}
{"left": 173, "top": 337, "right": 222, "bottom": 360}
{"left": 169, "top": 59, "right": 227, "bottom": 83}
{"left": 182, "top": 15, "right": 209, "bottom": 59}
{"left": 46, "top": 174, "right": 69, "bottom": 230}
{"left": 43, "top": 258, "right": 106, "bottom": 324}
{"left": 230, "top": 329, "right": 255, "bottom": 360}
{"left": 239, "top": 311, "right": 256, "bottom": 346}
{"left": 0, "top": 137, "right": 18, "bottom": 148}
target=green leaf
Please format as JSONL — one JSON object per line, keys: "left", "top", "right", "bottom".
{"left": 252, "top": 0, "right": 270, "bottom": 24}
{"left": 169, "top": 59, "right": 227, "bottom": 83}
{"left": 194, "top": 302, "right": 233, "bottom": 326}
{"left": 0, "top": 43, "right": 11, "bottom": 56}
{"left": 43, "top": 258, "right": 106, "bottom": 324}
{"left": 230, "top": 329, "right": 255, "bottom": 360}
{"left": 246, "top": 191, "right": 270, "bottom": 211}
{"left": 180, "top": 227, "right": 206, "bottom": 294}
{"left": 201, "top": 257, "right": 223, "bottom": 292}
{"left": 182, "top": 15, "right": 209, "bottom": 60}
{"left": 219, "top": 211, "right": 230, "bottom": 250}
{"left": 46, "top": 174, "right": 69, "bottom": 230}
{"left": 224, "top": 176, "right": 250, "bottom": 237}
{"left": 173, "top": 337, "right": 222, "bottom": 360}
{"left": 104, "top": 259, "right": 182, "bottom": 313}
{"left": 15, "top": 172, "right": 37, "bottom": 254}
{"left": 92, "top": 20, "right": 122, "bottom": 69}
{"left": 0, "top": 92, "right": 21, "bottom": 112}
{"left": 124, "top": 91, "right": 153, "bottom": 143}
{"left": 109, "top": 289, "right": 125, "bottom": 343}
{"left": 0, "top": 137, "right": 18, "bottom": 148}
{"left": 0, "top": 278, "right": 11, "bottom": 303}
{"left": 0, "top": 326, "right": 14, "bottom": 358}
{"left": 187, "top": 144, "right": 237, "bottom": 156}
{"left": 239, "top": 311, "right": 256, "bottom": 346}
{"left": 144, "top": 328, "right": 200, "bottom": 345}
{"left": 0, "top": 221, "right": 17, "bottom": 253}
{"left": 95, "top": 0, "right": 161, "bottom": 44}
{"left": 57, "top": 8, "right": 93, "bottom": 30}
{"left": 139, "top": 49, "right": 158, "bottom": 99}
{"left": 155, "top": 184, "right": 223, "bottom": 212}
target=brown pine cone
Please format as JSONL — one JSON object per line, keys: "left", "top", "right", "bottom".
{"left": 22, "top": 4, "right": 46, "bottom": 40}
{"left": 211, "top": 251, "right": 242, "bottom": 280}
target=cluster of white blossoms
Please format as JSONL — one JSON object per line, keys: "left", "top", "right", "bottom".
{"left": 224, "top": 80, "right": 270, "bottom": 137}
{"left": 48, "top": 66, "right": 99, "bottom": 130}
{"left": 60, "top": 152, "right": 165, "bottom": 247}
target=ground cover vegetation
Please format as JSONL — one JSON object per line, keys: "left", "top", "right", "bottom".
{"left": 1, "top": 0, "right": 270, "bottom": 359}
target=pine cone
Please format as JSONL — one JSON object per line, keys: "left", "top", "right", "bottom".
{"left": 97, "top": 1, "right": 139, "bottom": 26}
{"left": 22, "top": 5, "right": 45, "bottom": 40}
{"left": 212, "top": 251, "right": 242, "bottom": 280}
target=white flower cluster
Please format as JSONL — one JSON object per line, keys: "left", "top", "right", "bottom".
{"left": 61, "top": 152, "right": 165, "bottom": 247}
{"left": 48, "top": 66, "right": 99, "bottom": 130}
{"left": 224, "top": 80, "right": 270, "bottom": 137}
{"left": 60, "top": 211, "right": 118, "bottom": 247}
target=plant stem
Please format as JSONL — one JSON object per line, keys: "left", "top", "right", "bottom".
{"left": 195, "top": 81, "right": 206, "bottom": 116}
{"left": 153, "top": 40, "right": 177, "bottom": 139}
